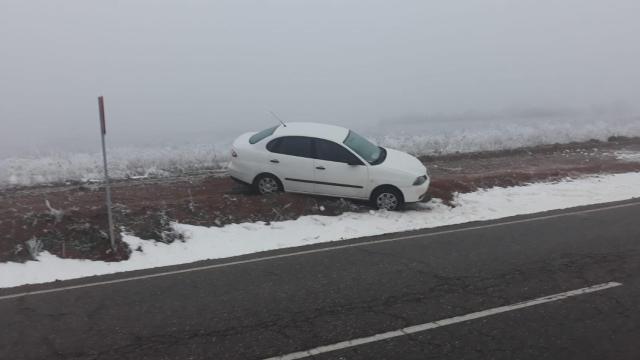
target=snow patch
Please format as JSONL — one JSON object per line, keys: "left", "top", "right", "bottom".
{"left": 1, "top": 172, "right": 640, "bottom": 288}
{"left": 615, "top": 151, "right": 640, "bottom": 162}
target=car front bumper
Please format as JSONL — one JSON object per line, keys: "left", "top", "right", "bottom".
{"left": 399, "top": 177, "right": 430, "bottom": 203}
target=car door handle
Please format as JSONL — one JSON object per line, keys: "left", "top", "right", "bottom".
{"left": 316, "top": 166, "right": 326, "bottom": 170}
{"left": 270, "top": 159, "right": 280, "bottom": 163}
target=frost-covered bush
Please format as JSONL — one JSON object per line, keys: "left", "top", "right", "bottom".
{"left": 25, "top": 238, "right": 44, "bottom": 260}
{"left": 374, "top": 116, "right": 640, "bottom": 156}
{"left": 0, "top": 144, "right": 228, "bottom": 188}
{"left": 1, "top": 115, "right": 639, "bottom": 188}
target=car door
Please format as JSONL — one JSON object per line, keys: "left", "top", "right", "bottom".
{"left": 265, "top": 136, "right": 316, "bottom": 193}
{"left": 312, "top": 138, "right": 369, "bottom": 199}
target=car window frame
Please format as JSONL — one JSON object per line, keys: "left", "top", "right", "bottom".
{"left": 266, "top": 137, "right": 282, "bottom": 153}
{"left": 266, "top": 136, "right": 314, "bottom": 159}
{"left": 312, "top": 138, "right": 366, "bottom": 166}
{"left": 343, "top": 130, "right": 385, "bottom": 165}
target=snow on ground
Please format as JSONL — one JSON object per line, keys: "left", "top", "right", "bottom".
{"left": 1, "top": 172, "right": 640, "bottom": 288}
{"left": 615, "top": 151, "right": 640, "bottom": 162}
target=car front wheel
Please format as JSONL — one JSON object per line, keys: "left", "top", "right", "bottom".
{"left": 371, "top": 187, "right": 404, "bottom": 211}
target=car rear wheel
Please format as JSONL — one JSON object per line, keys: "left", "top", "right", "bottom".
{"left": 371, "top": 187, "right": 404, "bottom": 211}
{"left": 254, "top": 174, "right": 282, "bottom": 195}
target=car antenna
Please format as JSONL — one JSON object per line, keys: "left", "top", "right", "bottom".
{"left": 269, "top": 111, "right": 287, "bottom": 127}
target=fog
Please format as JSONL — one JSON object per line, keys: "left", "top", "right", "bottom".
{"left": 2, "top": 0, "right": 640, "bottom": 158}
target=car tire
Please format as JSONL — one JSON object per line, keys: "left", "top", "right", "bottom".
{"left": 371, "top": 187, "right": 404, "bottom": 211}
{"left": 254, "top": 174, "right": 283, "bottom": 195}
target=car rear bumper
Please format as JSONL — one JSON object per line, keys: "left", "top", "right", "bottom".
{"left": 230, "top": 175, "right": 251, "bottom": 186}
{"left": 228, "top": 161, "right": 254, "bottom": 185}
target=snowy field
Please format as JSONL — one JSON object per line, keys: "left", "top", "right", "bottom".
{"left": 1, "top": 116, "right": 639, "bottom": 188}
{"left": 2, "top": 172, "right": 639, "bottom": 289}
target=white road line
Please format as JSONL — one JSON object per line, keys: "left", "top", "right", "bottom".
{"left": 0, "top": 200, "right": 638, "bottom": 300}
{"left": 264, "top": 282, "right": 623, "bottom": 360}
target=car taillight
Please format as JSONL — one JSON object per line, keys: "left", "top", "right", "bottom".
{"left": 231, "top": 149, "right": 238, "bottom": 158}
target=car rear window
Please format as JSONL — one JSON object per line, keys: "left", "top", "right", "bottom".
{"left": 249, "top": 125, "right": 279, "bottom": 144}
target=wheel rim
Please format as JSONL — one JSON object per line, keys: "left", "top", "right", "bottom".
{"left": 258, "top": 177, "right": 278, "bottom": 194}
{"left": 376, "top": 192, "right": 398, "bottom": 210}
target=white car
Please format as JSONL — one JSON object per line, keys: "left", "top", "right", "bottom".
{"left": 228, "top": 122, "right": 430, "bottom": 210}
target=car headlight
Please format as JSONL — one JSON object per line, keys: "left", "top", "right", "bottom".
{"left": 413, "top": 175, "right": 427, "bottom": 186}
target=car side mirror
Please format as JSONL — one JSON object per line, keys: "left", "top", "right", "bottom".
{"left": 348, "top": 161, "right": 362, "bottom": 166}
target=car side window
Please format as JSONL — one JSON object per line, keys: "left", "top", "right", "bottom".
{"left": 314, "top": 138, "right": 364, "bottom": 165}
{"left": 268, "top": 136, "right": 313, "bottom": 158}
{"left": 266, "top": 138, "right": 282, "bottom": 152}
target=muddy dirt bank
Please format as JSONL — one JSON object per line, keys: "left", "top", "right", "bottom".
{"left": 1, "top": 137, "right": 639, "bottom": 263}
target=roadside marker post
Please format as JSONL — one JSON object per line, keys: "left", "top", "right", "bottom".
{"left": 98, "top": 96, "right": 117, "bottom": 251}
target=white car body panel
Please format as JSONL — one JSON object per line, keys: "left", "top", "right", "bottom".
{"left": 313, "top": 159, "right": 369, "bottom": 199}
{"left": 228, "top": 122, "right": 430, "bottom": 204}
{"left": 228, "top": 132, "right": 264, "bottom": 184}
{"left": 269, "top": 153, "right": 316, "bottom": 193}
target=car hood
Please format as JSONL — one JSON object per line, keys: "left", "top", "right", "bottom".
{"left": 378, "top": 148, "right": 426, "bottom": 175}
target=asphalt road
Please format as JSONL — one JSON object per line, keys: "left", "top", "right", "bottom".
{"left": 1, "top": 199, "right": 640, "bottom": 360}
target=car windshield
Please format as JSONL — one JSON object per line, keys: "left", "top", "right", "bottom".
{"left": 343, "top": 130, "right": 382, "bottom": 164}
{"left": 249, "top": 125, "right": 279, "bottom": 144}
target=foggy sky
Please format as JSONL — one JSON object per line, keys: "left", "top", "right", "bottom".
{"left": 2, "top": 0, "right": 640, "bottom": 157}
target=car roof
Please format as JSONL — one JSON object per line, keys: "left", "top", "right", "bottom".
{"left": 272, "top": 122, "right": 350, "bottom": 143}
